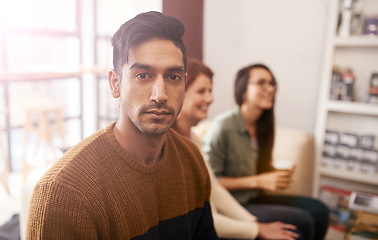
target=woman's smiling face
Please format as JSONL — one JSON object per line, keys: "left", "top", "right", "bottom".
{"left": 243, "top": 67, "right": 276, "bottom": 110}
{"left": 180, "top": 73, "right": 213, "bottom": 125}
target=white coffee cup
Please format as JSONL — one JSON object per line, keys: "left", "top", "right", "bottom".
{"left": 272, "top": 159, "right": 294, "bottom": 170}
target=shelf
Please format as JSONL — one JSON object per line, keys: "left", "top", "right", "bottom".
{"left": 334, "top": 36, "right": 378, "bottom": 47}
{"left": 327, "top": 101, "right": 378, "bottom": 116}
{"left": 319, "top": 166, "right": 378, "bottom": 186}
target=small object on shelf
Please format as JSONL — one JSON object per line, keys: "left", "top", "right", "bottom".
{"left": 364, "top": 16, "right": 378, "bottom": 36}
{"left": 349, "top": 191, "right": 378, "bottom": 214}
{"left": 342, "top": 68, "right": 355, "bottom": 101}
{"left": 335, "top": 132, "right": 358, "bottom": 170}
{"left": 368, "top": 73, "right": 378, "bottom": 104}
{"left": 330, "top": 66, "right": 343, "bottom": 100}
{"left": 350, "top": 0, "right": 364, "bottom": 35}
{"left": 340, "top": 132, "right": 359, "bottom": 147}
{"left": 335, "top": 144, "right": 350, "bottom": 170}
{"left": 360, "top": 149, "right": 378, "bottom": 175}
{"left": 330, "top": 66, "right": 355, "bottom": 101}
{"left": 349, "top": 134, "right": 375, "bottom": 172}
{"left": 358, "top": 135, "right": 375, "bottom": 149}
{"left": 322, "top": 130, "right": 339, "bottom": 167}
{"left": 348, "top": 135, "right": 376, "bottom": 174}
{"left": 338, "top": 0, "right": 353, "bottom": 38}
{"left": 349, "top": 147, "right": 363, "bottom": 172}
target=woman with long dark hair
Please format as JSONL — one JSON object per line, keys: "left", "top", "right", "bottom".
{"left": 203, "top": 63, "right": 329, "bottom": 240}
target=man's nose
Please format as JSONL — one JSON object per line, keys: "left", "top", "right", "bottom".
{"left": 150, "top": 77, "right": 168, "bottom": 103}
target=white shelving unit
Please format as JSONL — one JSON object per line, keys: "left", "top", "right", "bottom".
{"left": 313, "top": 0, "right": 378, "bottom": 198}
{"left": 334, "top": 35, "right": 378, "bottom": 47}
{"left": 327, "top": 100, "right": 378, "bottom": 115}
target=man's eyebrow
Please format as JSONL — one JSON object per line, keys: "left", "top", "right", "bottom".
{"left": 129, "top": 63, "right": 152, "bottom": 70}
{"left": 168, "top": 66, "right": 185, "bottom": 73}
{"left": 129, "top": 63, "right": 185, "bottom": 73}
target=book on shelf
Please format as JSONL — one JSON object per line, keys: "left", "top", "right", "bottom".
{"left": 319, "top": 185, "right": 353, "bottom": 233}
{"left": 349, "top": 191, "right": 378, "bottom": 214}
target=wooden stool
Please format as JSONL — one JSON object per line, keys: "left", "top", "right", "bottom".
{"left": 0, "top": 106, "right": 10, "bottom": 194}
{"left": 22, "top": 98, "right": 66, "bottom": 181}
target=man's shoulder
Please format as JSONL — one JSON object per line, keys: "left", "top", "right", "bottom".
{"left": 66, "top": 121, "right": 116, "bottom": 155}
{"left": 37, "top": 123, "right": 116, "bottom": 186}
{"left": 62, "top": 126, "right": 112, "bottom": 161}
{"left": 167, "top": 129, "right": 207, "bottom": 168}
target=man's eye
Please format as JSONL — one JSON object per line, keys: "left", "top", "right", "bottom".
{"left": 136, "top": 73, "right": 150, "bottom": 79}
{"left": 167, "top": 75, "right": 181, "bottom": 81}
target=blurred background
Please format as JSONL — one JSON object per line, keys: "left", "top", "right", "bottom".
{"left": 1, "top": 0, "right": 378, "bottom": 239}
{"left": 0, "top": 0, "right": 331, "bottom": 172}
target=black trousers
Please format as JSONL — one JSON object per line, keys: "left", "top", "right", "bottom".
{"left": 243, "top": 193, "right": 329, "bottom": 240}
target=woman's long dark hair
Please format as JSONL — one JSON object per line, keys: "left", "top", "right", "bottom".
{"left": 234, "top": 64, "right": 276, "bottom": 173}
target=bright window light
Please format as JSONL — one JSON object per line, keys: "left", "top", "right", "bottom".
{"left": 0, "top": 0, "right": 76, "bottom": 31}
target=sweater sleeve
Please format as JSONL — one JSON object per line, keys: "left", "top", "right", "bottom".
{"left": 26, "top": 182, "right": 98, "bottom": 239}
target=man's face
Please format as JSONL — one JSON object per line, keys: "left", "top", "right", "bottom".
{"left": 112, "top": 38, "right": 186, "bottom": 136}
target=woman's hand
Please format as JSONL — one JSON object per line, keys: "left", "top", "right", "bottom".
{"left": 218, "top": 168, "right": 295, "bottom": 192}
{"left": 256, "top": 170, "right": 294, "bottom": 191}
{"left": 257, "top": 221, "right": 300, "bottom": 240}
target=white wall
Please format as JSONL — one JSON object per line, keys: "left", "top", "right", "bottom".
{"left": 203, "top": 0, "right": 330, "bottom": 133}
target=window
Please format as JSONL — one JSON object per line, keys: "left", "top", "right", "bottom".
{"left": 0, "top": 0, "right": 82, "bottom": 171}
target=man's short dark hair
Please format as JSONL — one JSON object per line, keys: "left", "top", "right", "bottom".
{"left": 111, "top": 11, "right": 187, "bottom": 78}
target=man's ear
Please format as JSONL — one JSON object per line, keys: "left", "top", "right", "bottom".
{"left": 109, "top": 69, "right": 120, "bottom": 98}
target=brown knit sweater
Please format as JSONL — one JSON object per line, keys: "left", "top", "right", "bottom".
{"left": 26, "top": 122, "right": 217, "bottom": 239}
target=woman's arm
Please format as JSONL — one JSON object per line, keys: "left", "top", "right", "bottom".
{"left": 207, "top": 162, "right": 256, "bottom": 222}
{"left": 219, "top": 170, "right": 294, "bottom": 192}
{"left": 212, "top": 212, "right": 258, "bottom": 239}
{"left": 208, "top": 166, "right": 298, "bottom": 240}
